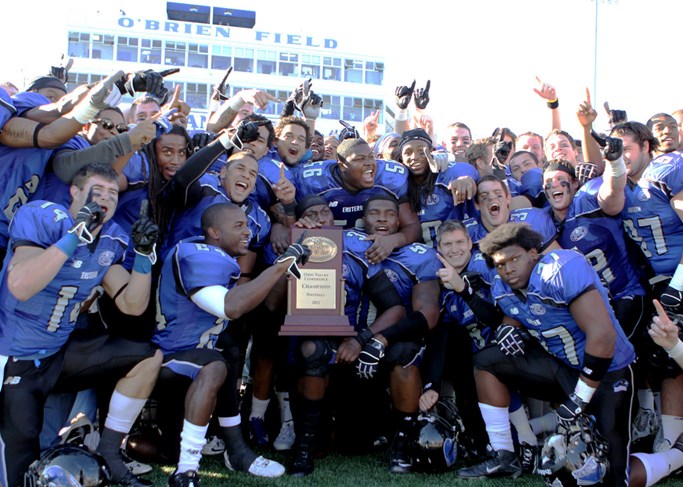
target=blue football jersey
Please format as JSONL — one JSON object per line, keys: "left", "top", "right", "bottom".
{"left": 465, "top": 207, "right": 557, "bottom": 249}
{"left": 382, "top": 242, "right": 442, "bottom": 312}
{"left": 556, "top": 177, "right": 645, "bottom": 300}
{"left": 11, "top": 92, "right": 50, "bottom": 117}
{"left": 419, "top": 163, "right": 478, "bottom": 248}
{"left": 295, "top": 159, "right": 408, "bottom": 229}
{"left": 622, "top": 153, "right": 683, "bottom": 277}
{"left": 0, "top": 88, "right": 16, "bottom": 130}
{"left": 254, "top": 150, "right": 297, "bottom": 211}
{"left": 440, "top": 251, "right": 496, "bottom": 352}
{"left": 153, "top": 239, "right": 241, "bottom": 353}
{"left": 491, "top": 249, "right": 635, "bottom": 371}
{"left": 0, "top": 201, "right": 128, "bottom": 357}
{"left": 342, "top": 229, "right": 383, "bottom": 331}
{"left": 0, "top": 146, "right": 54, "bottom": 248}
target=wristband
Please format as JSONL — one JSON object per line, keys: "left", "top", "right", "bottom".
{"left": 547, "top": 99, "right": 559, "bottom": 109}
{"left": 217, "top": 131, "right": 236, "bottom": 150}
{"left": 33, "top": 123, "right": 45, "bottom": 149}
{"left": 54, "top": 233, "right": 80, "bottom": 257}
{"left": 666, "top": 340, "right": 683, "bottom": 360}
{"left": 70, "top": 102, "right": 100, "bottom": 125}
{"left": 603, "top": 156, "right": 627, "bottom": 179}
{"left": 133, "top": 253, "right": 153, "bottom": 274}
{"left": 573, "top": 378, "right": 597, "bottom": 404}
{"left": 581, "top": 352, "right": 611, "bottom": 382}
{"left": 209, "top": 98, "right": 221, "bottom": 113}
{"left": 228, "top": 96, "right": 246, "bottom": 112}
{"left": 353, "top": 328, "right": 374, "bottom": 347}
{"left": 395, "top": 109, "right": 409, "bottom": 121}
{"left": 670, "top": 264, "right": 683, "bottom": 291}
{"left": 283, "top": 201, "right": 297, "bottom": 216}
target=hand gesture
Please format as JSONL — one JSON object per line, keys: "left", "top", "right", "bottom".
{"left": 131, "top": 200, "right": 159, "bottom": 263}
{"left": 128, "top": 115, "right": 159, "bottom": 149}
{"left": 424, "top": 148, "right": 450, "bottom": 173}
{"left": 212, "top": 66, "right": 233, "bottom": 101}
{"left": 272, "top": 163, "right": 296, "bottom": 205}
{"left": 448, "top": 176, "right": 477, "bottom": 206}
{"left": 494, "top": 324, "right": 531, "bottom": 357}
{"left": 276, "top": 233, "right": 311, "bottom": 278}
{"left": 649, "top": 299, "right": 682, "bottom": 351}
{"left": 533, "top": 76, "right": 557, "bottom": 101}
{"left": 234, "top": 89, "right": 279, "bottom": 110}
{"left": 660, "top": 284, "right": 683, "bottom": 317}
{"left": 413, "top": 80, "right": 431, "bottom": 110}
{"left": 338, "top": 120, "right": 360, "bottom": 140}
{"left": 419, "top": 390, "right": 439, "bottom": 412}
{"left": 601, "top": 136, "right": 624, "bottom": 162}
{"left": 191, "top": 131, "right": 217, "bottom": 153}
{"left": 296, "top": 79, "right": 323, "bottom": 120}
{"left": 87, "top": 70, "right": 126, "bottom": 111}
{"left": 336, "top": 337, "right": 361, "bottom": 364}
{"left": 436, "top": 253, "right": 466, "bottom": 291}
{"left": 395, "top": 80, "right": 416, "bottom": 110}
{"left": 50, "top": 55, "right": 74, "bottom": 83}
{"left": 363, "top": 110, "right": 380, "bottom": 137}
{"left": 576, "top": 88, "right": 598, "bottom": 128}
{"left": 365, "top": 234, "right": 394, "bottom": 264}
{"left": 69, "top": 196, "right": 105, "bottom": 244}
{"left": 161, "top": 85, "right": 191, "bottom": 118}
{"left": 603, "top": 101, "right": 627, "bottom": 127}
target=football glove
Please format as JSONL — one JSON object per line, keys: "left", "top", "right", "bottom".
{"left": 276, "top": 234, "right": 311, "bottom": 279}
{"left": 356, "top": 338, "right": 385, "bottom": 379}
{"left": 413, "top": 80, "right": 431, "bottom": 110}
{"left": 556, "top": 393, "right": 588, "bottom": 430}
{"left": 69, "top": 200, "right": 105, "bottom": 244}
{"left": 495, "top": 324, "right": 531, "bottom": 357}
{"left": 131, "top": 200, "right": 159, "bottom": 264}
{"left": 395, "top": 80, "right": 416, "bottom": 110}
{"left": 660, "top": 285, "right": 683, "bottom": 316}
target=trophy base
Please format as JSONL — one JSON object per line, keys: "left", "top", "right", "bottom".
{"left": 279, "top": 314, "right": 355, "bottom": 336}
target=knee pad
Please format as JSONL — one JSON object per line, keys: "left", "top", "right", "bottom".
{"left": 384, "top": 341, "right": 424, "bottom": 368}
{"left": 299, "top": 339, "right": 334, "bottom": 377}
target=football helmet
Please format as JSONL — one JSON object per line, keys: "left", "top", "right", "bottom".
{"left": 538, "top": 414, "right": 609, "bottom": 486}
{"left": 411, "top": 399, "right": 464, "bottom": 472}
{"left": 25, "top": 444, "right": 111, "bottom": 487}
{"left": 575, "top": 163, "right": 599, "bottom": 185}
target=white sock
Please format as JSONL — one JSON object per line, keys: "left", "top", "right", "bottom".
{"left": 638, "top": 389, "right": 655, "bottom": 411}
{"left": 104, "top": 390, "right": 147, "bottom": 433}
{"left": 509, "top": 406, "right": 537, "bottom": 445}
{"left": 177, "top": 420, "right": 208, "bottom": 474}
{"left": 633, "top": 449, "right": 683, "bottom": 486}
{"left": 277, "top": 391, "right": 292, "bottom": 423}
{"left": 661, "top": 415, "right": 683, "bottom": 448}
{"left": 479, "top": 403, "right": 514, "bottom": 452}
{"left": 218, "top": 415, "right": 241, "bottom": 428}
{"left": 250, "top": 396, "right": 270, "bottom": 420}
{"left": 530, "top": 412, "right": 558, "bottom": 436}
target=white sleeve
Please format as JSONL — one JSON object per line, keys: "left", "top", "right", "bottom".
{"left": 190, "top": 285, "right": 229, "bottom": 320}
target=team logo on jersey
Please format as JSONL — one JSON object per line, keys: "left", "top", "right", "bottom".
{"left": 342, "top": 263, "right": 350, "bottom": 278}
{"left": 71, "top": 260, "right": 83, "bottom": 268}
{"left": 426, "top": 194, "right": 440, "bottom": 206}
{"left": 613, "top": 380, "right": 629, "bottom": 393}
{"left": 510, "top": 307, "right": 519, "bottom": 315}
{"left": 637, "top": 188, "right": 650, "bottom": 201}
{"left": 529, "top": 303, "right": 546, "bottom": 315}
{"left": 569, "top": 226, "right": 588, "bottom": 242}
{"left": 328, "top": 201, "right": 339, "bottom": 208}
{"left": 384, "top": 269, "right": 400, "bottom": 282}
{"left": 98, "top": 250, "right": 115, "bottom": 266}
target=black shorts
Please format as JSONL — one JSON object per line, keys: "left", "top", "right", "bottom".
{"left": 161, "top": 348, "right": 227, "bottom": 381}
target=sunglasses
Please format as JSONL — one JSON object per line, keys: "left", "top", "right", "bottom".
{"left": 90, "top": 119, "right": 128, "bottom": 134}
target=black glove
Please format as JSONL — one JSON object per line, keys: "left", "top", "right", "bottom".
{"left": 356, "top": 338, "right": 385, "bottom": 379}
{"left": 233, "top": 120, "right": 262, "bottom": 146}
{"left": 395, "top": 80, "right": 416, "bottom": 110}
{"left": 494, "top": 140, "right": 513, "bottom": 163}
{"left": 50, "top": 56, "right": 73, "bottom": 83}
{"left": 192, "top": 131, "right": 217, "bottom": 152}
{"left": 556, "top": 392, "right": 588, "bottom": 429}
{"left": 280, "top": 98, "right": 296, "bottom": 118}
{"left": 131, "top": 200, "right": 159, "bottom": 263}
{"left": 69, "top": 200, "right": 105, "bottom": 244}
{"left": 495, "top": 324, "right": 531, "bottom": 357}
{"left": 461, "top": 271, "right": 487, "bottom": 293}
{"left": 338, "top": 120, "right": 360, "bottom": 141}
{"left": 213, "top": 66, "right": 233, "bottom": 101}
{"left": 276, "top": 234, "right": 311, "bottom": 279}
{"left": 413, "top": 80, "right": 431, "bottom": 110}
{"left": 117, "top": 70, "right": 170, "bottom": 103}
{"left": 604, "top": 102, "right": 627, "bottom": 126}
{"left": 660, "top": 286, "right": 683, "bottom": 316}
{"left": 601, "top": 136, "right": 624, "bottom": 162}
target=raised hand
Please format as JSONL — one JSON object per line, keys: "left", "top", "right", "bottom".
{"left": 276, "top": 233, "right": 311, "bottom": 278}
{"left": 131, "top": 200, "right": 159, "bottom": 263}
{"left": 212, "top": 66, "right": 233, "bottom": 101}
{"left": 603, "top": 101, "right": 627, "bottom": 127}
{"left": 272, "top": 162, "right": 296, "bottom": 205}
{"left": 649, "top": 299, "right": 682, "bottom": 351}
{"left": 436, "top": 253, "right": 466, "bottom": 291}
{"left": 576, "top": 87, "right": 598, "bottom": 128}
{"left": 448, "top": 176, "right": 477, "bottom": 205}
{"left": 363, "top": 110, "right": 380, "bottom": 137}
{"left": 50, "top": 55, "right": 74, "bottom": 83}
{"left": 395, "top": 80, "right": 416, "bottom": 110}
{"left": 414, "top": 80, "right": 431, "bottom": 110}
{"left": 69, "top": 193, "right": 105, "bottom": 244}
{"left": 533, "top": 76, "right": 557, "bottom": 102}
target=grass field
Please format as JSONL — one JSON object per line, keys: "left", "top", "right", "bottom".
{"left": 143, "top": 448, "right": 681, "bottom": 486}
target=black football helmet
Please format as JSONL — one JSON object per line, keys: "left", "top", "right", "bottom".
{"left": 538, "top": 414, "right": 609, "bottom": 486}
{"left": 25, "top": 444, "right": 111, "bottom": 487}
{"left": 410, "top": 399, "right": 464, "bottom": 472}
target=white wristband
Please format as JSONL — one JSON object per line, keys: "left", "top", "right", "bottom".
{"left": 574, "top": 378, "right": 597, "bottom": 404}
{"left": 228, "top": 96, "right": 246, "bottom": 112}
{"left": 218, "top": 131, "right": 236, "bottom": 150}
{"left": 666, "top": 340, "right": 683, "bottom": 360}
{"left": 670, "top": 264, "right": 683, "bottom": 291}
{"left": 209, "top": 99, "right": 221, "bottom": 113}
{"left": 604, "top": 156, "right": 626, "bottom": 179}
{"left": 395, "top": 109, "right": 409, "bottom": 122}
{"left": 70, "top": 102, "right": 100, "bottom": 125}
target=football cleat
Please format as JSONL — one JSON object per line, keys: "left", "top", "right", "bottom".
{"left": 456, "top": 449, "right": 522, "bottom": 479}
{"left": 224, "top": 452, "right": 285, "bottom": 478}
{"left": 201, "top": 436, "right": 225, "bottom": 456}
{"left": 248, "top": 417, "right": 269, "bottom": 446}
{"left": 273, "top": 421, "right": 295, "bottom": 451}
{"left": 632, "top": 408, "right": 659, "bottom": 442}
{"left": 519, "top": 442, "right": 538, "bottom": 474}
{"left": 168, "top": 469, "right": 200, "bottom": 487}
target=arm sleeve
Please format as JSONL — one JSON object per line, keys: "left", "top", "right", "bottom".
{"left": 190, "top": 285, "right": 229, "bottom": 319}
{"left": 52, "top": 134, "right": 135, "bottom": 183}
{"left": 171, "top": 141, "right": 228, "bottom": 207}
{"left": 420, "top": 322, "right": 449, "bottom": 393}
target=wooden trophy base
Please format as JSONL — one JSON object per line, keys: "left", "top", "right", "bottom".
{"left": 279, "top": 314, "right": 355, "bottom": 336}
